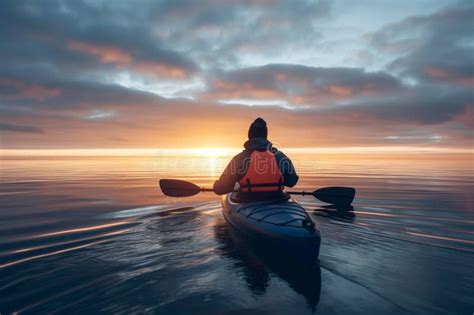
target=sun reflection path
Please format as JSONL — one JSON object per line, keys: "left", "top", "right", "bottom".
{"left": 186, "top": 148, "right": 226, "bottom": 178}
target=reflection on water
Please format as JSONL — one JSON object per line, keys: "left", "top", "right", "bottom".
{"left": 214, "top": 219, "right": 321, "bottom": 311}
{"left": 311, "top": 204, "right": 356, "bottom": 222}
{"left": 0, "top": 154, "right": 473, "bottom": 314}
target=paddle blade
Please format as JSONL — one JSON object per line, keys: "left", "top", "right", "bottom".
{"left": 313, "top": 187, "right": 355, "bottom": 206}
{"left": 159, "top": 179, "right": 202, "bottom": 197}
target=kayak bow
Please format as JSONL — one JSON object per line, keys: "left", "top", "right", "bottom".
{"left": 221, "top": 193, "right": 321, "bottom": 261}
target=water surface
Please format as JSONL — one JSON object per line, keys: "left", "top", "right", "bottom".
{"left": 0, "top": 154, "right": 473, "bottom": 314}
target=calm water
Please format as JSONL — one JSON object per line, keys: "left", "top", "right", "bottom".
{"left": 0, "top": 154, "right": 473, "bottom": 314}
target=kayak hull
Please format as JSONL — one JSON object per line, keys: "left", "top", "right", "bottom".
{"left": 221, "top": 194, "right": 321, "bottom": 262}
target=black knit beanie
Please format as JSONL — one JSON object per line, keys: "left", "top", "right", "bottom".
{"left": 248, "top": 117, "right": 268, "bottom": 139}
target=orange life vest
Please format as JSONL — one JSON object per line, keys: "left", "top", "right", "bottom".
{"left": 239, "top": 150, "right": 283, "bottom": 192}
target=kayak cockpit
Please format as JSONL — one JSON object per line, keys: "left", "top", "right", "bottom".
{"left": 230, "top": 191, "right": 290, "bottom": 203}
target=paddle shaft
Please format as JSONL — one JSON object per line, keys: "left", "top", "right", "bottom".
{"left": 286, "top": 191, "right": 311, "bottom": 196}
{"left": 200, "top": 187, "right": 311, "bottom": 196}
{"left": 201, "top": 188, "right": 217, "bottom": 192}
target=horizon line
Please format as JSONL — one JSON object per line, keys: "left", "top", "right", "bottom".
{"left": 1, "top": 146, "right": 473, "bottom": 157}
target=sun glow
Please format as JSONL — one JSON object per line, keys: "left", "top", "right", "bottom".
{"left": 0, "top": 146, "right": 472, "bottom": 158}
{"left": 187, "top": 148, "right": 236, "bottom": 158}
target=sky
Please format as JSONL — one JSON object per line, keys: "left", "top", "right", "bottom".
{"left": 0, "top": 0, "right": 473, "bottom": 151}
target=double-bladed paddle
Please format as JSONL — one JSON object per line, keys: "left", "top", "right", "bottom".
{"left": 159, "top": 179, "right": 355, "bottom": 206}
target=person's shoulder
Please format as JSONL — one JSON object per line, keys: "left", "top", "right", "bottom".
{"left": 268, "top": 145, "right": 278, "bottom": 154}
{"left": 274, "top": 149, "right": 288, "bottom": 159}
{"left": 232, "top": 150, "right": 250, "bottom": 161}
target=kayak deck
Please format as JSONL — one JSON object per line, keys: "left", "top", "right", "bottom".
{"left": 221, "top": 193, "right": 321, "bottom": 260}
{"left": 231, "top": 198, "right": 314, "bottom": 228}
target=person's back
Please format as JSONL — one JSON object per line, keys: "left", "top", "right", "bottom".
{"left": 213, "top": 118, "right": 298, "bottom": 201}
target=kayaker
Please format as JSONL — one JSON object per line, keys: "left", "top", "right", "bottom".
{"left": 213, "top": 118, "right": 299, "bottom": 200}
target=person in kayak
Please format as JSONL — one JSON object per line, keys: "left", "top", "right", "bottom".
{"left": 213, "top": 118, "right": 299, "bottom": 200}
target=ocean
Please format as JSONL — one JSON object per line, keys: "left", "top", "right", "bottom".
{"left": 0, "top": 153, "right": 473, "bottom": 314}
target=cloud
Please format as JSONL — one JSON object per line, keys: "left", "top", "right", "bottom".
{"left": 67, "top": 41, "right": 133, "bottom": 65}
{"left": 1, "top": 80, "right": 471, "bottom": 149}
{"left": 85, "top": 110, "right": 117, "bottom": 121}
{"left": 0, "top": 122, "right": 44, "bottom": 133}
{"left": 206, "top": 64, "right": 403, "bottom": 107}
{"left": 150, "top": 0, "right": 332, "bottom": 69}
{"left": 369, "top": 1, "right": 474, "bottom": 87}
{"left": 0, "top": 59, "right": 471, "bottom": 149}
{"left": 0, "top": 0, "right": 198, "bottom": 80}
{"left": 0, "top": 78, "right": 61, "bottom": 101}
{"left": 330, "top": 87, "right": 472, "bottom": 125}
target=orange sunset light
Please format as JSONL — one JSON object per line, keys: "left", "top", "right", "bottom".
{"left": 1, "top": 146, "right": 472, "bottom": 158}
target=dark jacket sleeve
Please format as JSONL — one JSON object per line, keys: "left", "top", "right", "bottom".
{"left": 213, "top": 151, "right": 249, "bottom": 195}
{"left": 275, "top": 151, "right": 299, "bottom": 187}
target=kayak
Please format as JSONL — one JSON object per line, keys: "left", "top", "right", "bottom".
{"left": 221, "top": 193, "right": 321, "bottom": 262}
